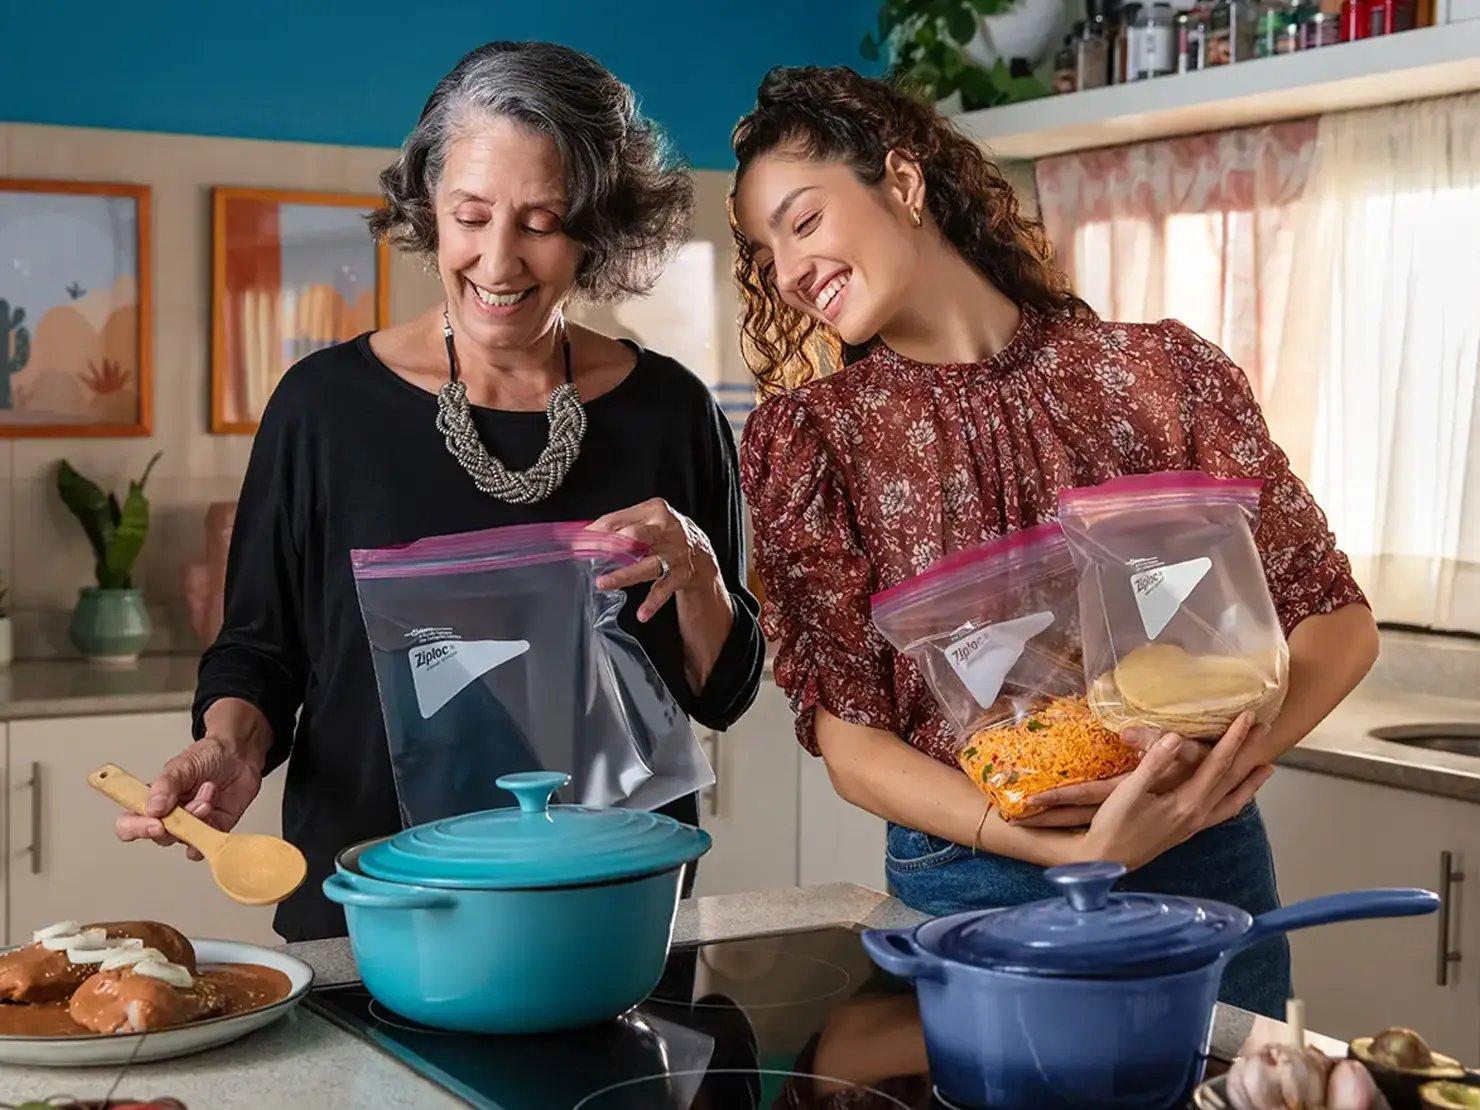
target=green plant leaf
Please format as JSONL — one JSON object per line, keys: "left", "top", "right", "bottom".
{"left": 946, "top": 3, "right": 978, "bottom": 42}
{"left": 56, "top": 460, "right": 115, "bottom": 573}
{"left": 861, "top": 30, "right": 880, "bottom": 60}
{"left": 99, "top": 452, "right": 161, "bottom": 590}
{"left": 968, "top": 0, "right": 1010, "bottom": 14}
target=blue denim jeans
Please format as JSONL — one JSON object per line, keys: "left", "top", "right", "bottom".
{"left": 885, "top": 802, "right": 1291, "bottom": 1018}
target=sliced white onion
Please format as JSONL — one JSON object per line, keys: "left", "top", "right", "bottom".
{"left": 66, "top": 947, "right": 118, "bottom": 965}
{"left": 109, "top": 937, "right": 146, "bottom": 951}
{"left": 133, "top": 959, "right": 193, "bottom": 989}
{"left": 32, "top": 920, "right": 81, "bottom": 943}
{"left": 100, "top": 947, "right": 165, "bottom": 972}
{"left": 41, "top": 928, "right": 105, "bottom": 952}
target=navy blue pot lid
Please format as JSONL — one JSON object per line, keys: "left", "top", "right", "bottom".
{"left": 917, "top": 861, "right": 1253, "bottom": 978}
{"left": 356, "top": 772, "right": 712, "bottom": 890}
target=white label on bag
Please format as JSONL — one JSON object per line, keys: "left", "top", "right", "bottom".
{"left": 410, "top": 638, "right": 531, "bottom": 719}
{"left": 1131, "top": 557, "right": 1211, "bottom": 640}
{"left": 943, "top": 610, "right": 1055, "bottom": 709}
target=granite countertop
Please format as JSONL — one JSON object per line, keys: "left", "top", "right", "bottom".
{"left": 0, "top": 883, "right": 1304, "bottom": 1108}
{"left": 1282, "top": 688, "right": 1480, "bottom": 804}
{"left": 0, "top": 655, "right": 198, "bottom": 721}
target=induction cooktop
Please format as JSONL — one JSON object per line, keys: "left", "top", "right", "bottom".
{"left": 307, "top": 925, "right": 1221, "bottom": 1109}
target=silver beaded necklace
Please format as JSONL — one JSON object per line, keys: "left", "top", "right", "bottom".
{"left": 434, "top": 308, "right": 588, "bottom": 505}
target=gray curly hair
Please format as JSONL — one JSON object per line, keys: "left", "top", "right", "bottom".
{"left": 369, "top": 41, "right": 693, "bottom": 301}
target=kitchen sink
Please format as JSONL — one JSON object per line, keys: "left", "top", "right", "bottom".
{"left": 1369, "top": 723, "right": 1480, "bottom": 755}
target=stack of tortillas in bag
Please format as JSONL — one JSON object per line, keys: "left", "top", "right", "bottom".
{"left": 1088, "top": 642, "right": 1287, "bottom": 739}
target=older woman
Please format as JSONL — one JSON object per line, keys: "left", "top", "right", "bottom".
{"left": 113, "top": 41, "right": 764, "bottom": 940}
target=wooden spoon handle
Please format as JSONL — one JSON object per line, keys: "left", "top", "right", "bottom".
{"left": 88, "top": 763, "right": 228, "bottom": 857}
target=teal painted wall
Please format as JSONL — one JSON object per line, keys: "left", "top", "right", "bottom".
{"left": 3, "top": 0, "right": 880, "bottom": 169}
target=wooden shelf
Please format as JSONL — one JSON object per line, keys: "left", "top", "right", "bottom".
{"left": 956, "top": 19, "right": 1480, "bottom": 159}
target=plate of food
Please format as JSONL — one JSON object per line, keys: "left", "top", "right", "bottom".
{"left": 0, "top": 919, "right": 313, "bottom": 1066}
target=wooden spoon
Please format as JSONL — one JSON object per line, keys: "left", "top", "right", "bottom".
{"left": 88, "top": 763, "right": 307, "bottom": 906}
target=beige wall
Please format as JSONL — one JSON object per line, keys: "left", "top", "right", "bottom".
{"left": 0, "top": 123, "right": 443, "bottom": 659}
{"left": 0, "top": 121, "right": 1037, "bottom": 662}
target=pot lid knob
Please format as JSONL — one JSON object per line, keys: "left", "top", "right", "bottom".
{"left": 1045, "top": 861, "right": 1127, "bottom": 911}
{"left": 496, "top": 771, "right": 570, "bottom": 814}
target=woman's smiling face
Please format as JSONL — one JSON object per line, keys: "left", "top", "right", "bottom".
{"left": 733, "top": 150, "right": 924, "bottom": 348}
{"left": 434, "top": 116, "right": 582, "bottom": 350}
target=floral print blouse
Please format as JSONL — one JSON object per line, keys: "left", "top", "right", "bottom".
{"left": 739, "top": 308, "right": 1367, "bottom": 763}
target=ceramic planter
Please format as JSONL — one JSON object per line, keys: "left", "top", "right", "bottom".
{"left": 69, "top": 587, "right": 151, "bottom": 666}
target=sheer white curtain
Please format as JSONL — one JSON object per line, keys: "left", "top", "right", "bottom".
{"left": 1036, "top": 93, "right": 1480, "bottom": 631}
{"left": 1292, "top": 93, "right": 1480, "bottom": 630}
{"left": 1035, "top": 120, "right": 1317, "bottom": 403}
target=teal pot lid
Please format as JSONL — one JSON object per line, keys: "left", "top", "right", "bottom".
{"left": 356, "top": 772, "right": 712, "bottom": 890}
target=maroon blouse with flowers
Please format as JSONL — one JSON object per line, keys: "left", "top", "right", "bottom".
{"left": 739, "top": 308, "right": 1367, "bottom": 764}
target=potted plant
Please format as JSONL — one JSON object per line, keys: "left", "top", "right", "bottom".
{"left": 56, "top": 451, "right": 162, "bottom": 667}
{"left": 0, "top": 573, "right": 11, "bottom": 670}
{"left": 861, "top": 0, "right": 1051, "bottom": 111}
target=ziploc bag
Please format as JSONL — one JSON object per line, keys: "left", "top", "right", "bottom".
{"left": 871, "top": 524, "right": 1137, "bottom": 820}
{"left": 1058, "top": 472, "right": 1289, "bottom": 740}
{"left": 351, "top": 521, "right": 713, "bottom": 825}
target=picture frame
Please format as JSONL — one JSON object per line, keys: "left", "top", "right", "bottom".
{"left": 211, "top": 187, "right": 390, "bottom": 434}
{"left": 0, "top": 178, "right": 153, "bottom": 438}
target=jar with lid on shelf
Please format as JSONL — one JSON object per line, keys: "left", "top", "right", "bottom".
{"left": 1177, "top": 9, "right": 1206, "bottom": 71}
{"left": 1119, "top": 1, "right": 1145, "bottom": 80}
{"left": 1132, "top": 2, "right": 1178, "bottom": 78}
{"left": 1079, "top": 0, "right": 1113, "bottom": 88}
{"left": 1076, "top": 10, "right": 1111, "bottom": 88}
{"left": 1203, "top": 0, "right": 1259, "bottom": 64}
{"left": 1368, "top": 0, "right": 1415, "bottom": 34}
{"left": 1303, "top": 6, "right": 1341, "bottom": 44}
{"left": 1340, "top": 0, "right": 1371, "bottom": 36}
{"left": 1053, "top": 32, "right": 1078, "bottom": 93}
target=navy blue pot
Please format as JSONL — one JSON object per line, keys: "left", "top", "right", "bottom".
{"left": 863, "top": 863, "right": 1438, "bottom": 1110}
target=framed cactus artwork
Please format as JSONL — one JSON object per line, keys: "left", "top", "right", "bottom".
{"left": 0, "top": 178, "right": 152, "bottom": 437}
{"left": 211, "top": 187, "right": 390, "bottom": 433}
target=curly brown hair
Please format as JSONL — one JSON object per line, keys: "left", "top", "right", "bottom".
{"left": 731, "top": 65, "right": 1090, "bottom": 394}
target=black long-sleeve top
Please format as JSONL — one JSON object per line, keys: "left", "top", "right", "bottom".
{"left": 194, "top": 335, "right": 764, "bottom": 940}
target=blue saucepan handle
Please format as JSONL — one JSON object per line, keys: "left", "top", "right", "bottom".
{"left": 861, "top": 928, "right": 946, "bottom": 983}
{"left": 322, "top": 874, "right": 457, "bottom": 911}
{"left": 1236, "top": 887, "right": 1438, "bottom": 954}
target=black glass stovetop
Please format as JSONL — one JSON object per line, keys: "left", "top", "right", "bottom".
{"left": 307, "top": 925, "right": 1222, "bottom": 1109}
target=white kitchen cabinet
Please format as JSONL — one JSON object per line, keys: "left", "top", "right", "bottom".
{"left": 798, "top": 743, "right": 887, "bottom": 892}
{"left": 1260, "top": 766, "right": 1480, "bottom": 1059}
{"left": 691, "top": 680, "right": 800, "bottom": 897}
{"left": 7, "top": 712, "right": 285, "bottom": 946}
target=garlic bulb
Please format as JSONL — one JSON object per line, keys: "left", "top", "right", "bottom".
{"left": 1225, "top": 1043, "right": 1336, "bottom": 1109}
{"left": 1327, "top": 1059, "right": 1389, "bottom": 1110}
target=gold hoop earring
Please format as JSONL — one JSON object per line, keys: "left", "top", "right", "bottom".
{"left": 911, "top": 207, "right": 923, "bottom": 227}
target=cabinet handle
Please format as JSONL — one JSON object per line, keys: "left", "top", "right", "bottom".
{"left": 699, "top": 731, "right": 720, "bottom": 819}
{"left": 1437, "top": 849, "right": 1463, "bottom": 986}
{"left": 25, "top": 762, "right": 41, "bottom": 875}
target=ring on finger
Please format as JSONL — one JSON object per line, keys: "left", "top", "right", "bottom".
{"left": 656, "top": 553, "right": 672, "bottom": 579}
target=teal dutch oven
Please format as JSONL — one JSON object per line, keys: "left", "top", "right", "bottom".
{"left": 323, "top": 771, "right": 710, "bottom": 1034}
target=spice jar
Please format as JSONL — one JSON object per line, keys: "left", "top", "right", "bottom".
{"left": 1340, "top": 0, "right": 1371, "bottom": 36}
{"left": 1053, "top": 33, "right": 1078, "bottom": 93}
{"left": 1133, "top": 2, "right": 1178, "bottom": 78}
{"left": 1076, "top": 26, "right": 1110, "bottom": 89}
{"left": 1303, "top": 7, "right": 1341, "bottom": 44}
{"left": 1203, "top": 0, "right": 1259, "bottom": 64}
{"left": 1120, "top": 2, "right": 1145, "bottom": 80}
{"left": 1369, "top": 0, "right": 1415, "bottom": 33}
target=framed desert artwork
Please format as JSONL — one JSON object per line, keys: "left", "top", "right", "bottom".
{"left": 0, "top": 179, "right": 152, "bottom": 437}
{"left": 211, "top": 187, "right": 390, "bottom": 433}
